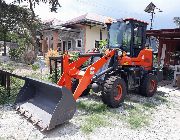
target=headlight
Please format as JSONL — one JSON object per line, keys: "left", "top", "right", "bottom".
{"left": 118, "top": 50, "right": 123, "bottom": 56}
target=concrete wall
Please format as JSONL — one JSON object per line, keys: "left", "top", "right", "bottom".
{"left": 58, "top": 28, "right": 85, "bottom": 53}
{"left": 41, "top": 30, "right": 53, "bottom": 54}
{"left": 85, "top": 26, "right": 107, "bottom": 52}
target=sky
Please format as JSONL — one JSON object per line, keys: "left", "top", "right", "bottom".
{"left": 6, "top": 0, "right": 180, "bottom": 29}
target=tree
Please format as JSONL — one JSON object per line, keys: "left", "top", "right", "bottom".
{"left": 174, "top": 17, "right": 180, "bottom": 28}
{"left": 14, "top": 0, "right": 61, "bottom": 20}
{"left": 14, "top": 0, "right": 61, "bottom": 55}
{"left": 20, "top": 8, "right": 42, "bottom": 55}
{"left": 0, "top": 1, "right": 42, "bottom": 55}
{"left": 0, "top": 1, "right": 24, "bottom": 55}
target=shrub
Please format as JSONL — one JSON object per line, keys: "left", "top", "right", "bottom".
{"left": 9, "top": 46, "right": 25, "bottom": 61}
{"left": 48, "top": 68, "right": 61, "bottom": 83}
{"left": 31, "top": 63, "right": 40, "bottom": 71}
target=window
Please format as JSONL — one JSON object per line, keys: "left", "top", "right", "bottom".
{"left": 134, "top": 25, "right": 143, "bottom": 46}
{"left": 76, "top": 39, "right": 82, "bottom": 48}
{"left": 67, "top": 40, "right": 72, "bottom": 50}
{"left": 62, "top": 41, "right": 66, "bottom": 51}
{"left": 109, "top": 21, "right": 131, "bottom": 53}
{"left": 57, "top": 42, "right": 61, "bottom": 52}
{"left": 95, "top": 40, "right": 99, "bottom": 48}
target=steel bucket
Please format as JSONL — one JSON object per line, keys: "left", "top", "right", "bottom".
{"left": 15, "top": 77, "right": 76, "bottom": 131}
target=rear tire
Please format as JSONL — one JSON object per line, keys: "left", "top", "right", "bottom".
{"left": 102, "top": 76, "right": 127, "bottom": 108}
{"left": 140, "top": 73, "right": 158, "bottom": 97}
{"left": 72, "top": 80, "right": 90, "bottom": 96}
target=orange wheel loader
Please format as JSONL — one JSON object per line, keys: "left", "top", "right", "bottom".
{"left": 8, "top": 18, "right": 159, "bottom": 131}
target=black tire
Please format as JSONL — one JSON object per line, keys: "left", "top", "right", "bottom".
{"left": 72, "top": 79, "right": 90, "bottom": 96}
{"left": 102, "top": 76, "right": 127, "bottom": 108}
{"left": 140, "top": 73, "right": 158, "bottom": 97}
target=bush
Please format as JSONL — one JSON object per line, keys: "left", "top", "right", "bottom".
{"left": 0, "top": 77, "right": 24, "bottom": 105}
{"left": 48, "top": 68, "right": 61, "bottom": 83}
{"left": 9, "top": 46, "right": 25, "bottom": 61}
{"left": 31, "top": 63, "right": 40, "bottom": 71}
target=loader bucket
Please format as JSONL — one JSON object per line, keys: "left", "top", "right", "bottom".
{"left": 15, "top": 77, "right": 76, "bottom": 131}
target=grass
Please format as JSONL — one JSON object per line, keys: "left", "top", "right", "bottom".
{"left": 126, "top": 106, "right": 150, "bottom": 129}
{"left": 77, "top": 100, "right": 108, "bottom": 113}
{"left": 0, "top": 77, "right": 24, "bottom": 105}
{"left": 143, "top": 102, "right": 157, "bottom": 108}
{"left": 155, "top": 96, "right": 168, "bottom": 103}
{"left": 27, "top": 72, "right": 51, "bottom": 83}
{"left": 0, "top": 87, "right": 9, "bottom": 105}
{"left": 77, "top": 99, "right": 156, "bottom": 133}
{"left": 81, "top": 114, "right": 108, "bottom": 134}
{"left": 77, "top": 100, "right": 110, "bottom": 134}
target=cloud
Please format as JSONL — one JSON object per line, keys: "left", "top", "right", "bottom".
{"left": 5, "top": 0, "right": 180, "bottom": 29}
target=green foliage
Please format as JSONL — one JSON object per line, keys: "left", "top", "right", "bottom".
{"left": 0, "top": 1, "right": 42, "bottom": 57}
{"left": 0, "top": 62, "right": 16, "bottom": 72}
{"left": 77, "top": 100, "right": 109, "bottom": 134}
{"left": 155, "top": 96, "right": 168, "bottom": 103}
{"left": 143, "top": 102, "right": 156, "bottom": 108}
{"left": 127, "top": 107, "right": 150, "bottom": 129}
{"left": 99, "top": 40, "right": 108, "bottom": 49}
{"left": 0, "top": 86, "right": 9, "bottom": 105}
{"left": 69, "top": 52, "right": 89, "bottom": 67}
{"left": 7, "top": 32, "right": 28, "bottom": 61}
{"left": 0, "top": 77, "right": 24, "bottom": 105}
{"left": 48, "top": 68, "right": 61, "bottom": 83}
{"left": 26, "top": 72, "right": 51, "bottom": 83}
{"left": 69, "top": 52, "right": 80, "bottom": 62}
{"left": 81, "top": 114, "right": 108, "bottom": 134}
{"left": 15, "top": 0, "right": 61, "bottom": 14}
{"left": 174, "top": 17, "right": 180, "bottom": 28}
{"left": 77, "top": 100, "right": 107, "bottom": 113}
{"left": 31, "top": 63, "right": 40, "bottom": 71}
{"left": 9, "top": 47, "right": 25, "bottom": 61}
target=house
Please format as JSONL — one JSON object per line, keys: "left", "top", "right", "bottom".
{"left": 147, "top": 28, "right": 180, "bottom": 82}
{"left": 146, "top": 29, "right": 180, "bottom": 67}
{"left": 40, "top": 13, "right": 110, "bottom": 55}
{"left": 39, "top": 25, "right": 81, "bottom": 54}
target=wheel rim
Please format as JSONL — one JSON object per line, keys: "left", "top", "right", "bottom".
{"left": 114, "top": 84, "right": 123, "bottom": 101}
{"left": 149, "top": 80, "right": 156, "bottom": 93}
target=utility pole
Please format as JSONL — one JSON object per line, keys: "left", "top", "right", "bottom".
{"left": 144, "top": 2, "right": 162, "bottom": 30}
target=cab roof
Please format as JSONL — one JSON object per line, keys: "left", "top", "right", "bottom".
{"left": 123, "top": 18, "right": 149, "bottom": 25}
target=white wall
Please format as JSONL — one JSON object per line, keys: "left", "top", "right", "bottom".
{"left": 85, "top": 26, "right": 107, "bottom": 52}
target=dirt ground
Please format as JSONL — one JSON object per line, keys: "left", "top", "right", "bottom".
{"left": 0, "top": 80, "right": 180, "bottom": 140}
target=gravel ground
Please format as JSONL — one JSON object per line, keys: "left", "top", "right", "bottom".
{"left": 0, "top": 80, "right": 180, "bottom": 140}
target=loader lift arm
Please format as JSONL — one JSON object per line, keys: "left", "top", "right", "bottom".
{"left": 57, "top": 50, "right": 116, "bottom": 100}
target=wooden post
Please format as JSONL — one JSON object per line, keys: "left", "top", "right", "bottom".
{"left": 55, "top": 59, "right": 58, "bottom": 83}
{"left": 49, "top": 58, "right": 52, "bottom": 74}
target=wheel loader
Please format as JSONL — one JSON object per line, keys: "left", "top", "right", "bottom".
{"left": 12, "top": 18, "right": 158, "bottom": 131}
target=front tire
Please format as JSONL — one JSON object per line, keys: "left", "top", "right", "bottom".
{"left": 140, "top": 73, "right": 158, "bottom": 97}
{"left": 102, "top": 76, "right": 127, "bottom": 108}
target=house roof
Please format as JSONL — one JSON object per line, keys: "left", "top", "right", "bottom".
{"left": 40, "top": 25, "right": 80, "bottom": 33}
{"left": 61, "top": 13, "right": 111, "bottom": 27}
{"left": 43, "top": 18, "right": 63, "bottom": 26}
{"left": 146, "top": 28, "right": 180, "bottom": 38}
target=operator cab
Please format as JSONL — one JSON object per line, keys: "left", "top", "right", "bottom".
{"left": 107, "top": 18, "right": 148, "bottom": 57}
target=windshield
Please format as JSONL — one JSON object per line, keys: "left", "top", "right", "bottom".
{"left": 109, "top": 21, "right": 131, "bottom": 51}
